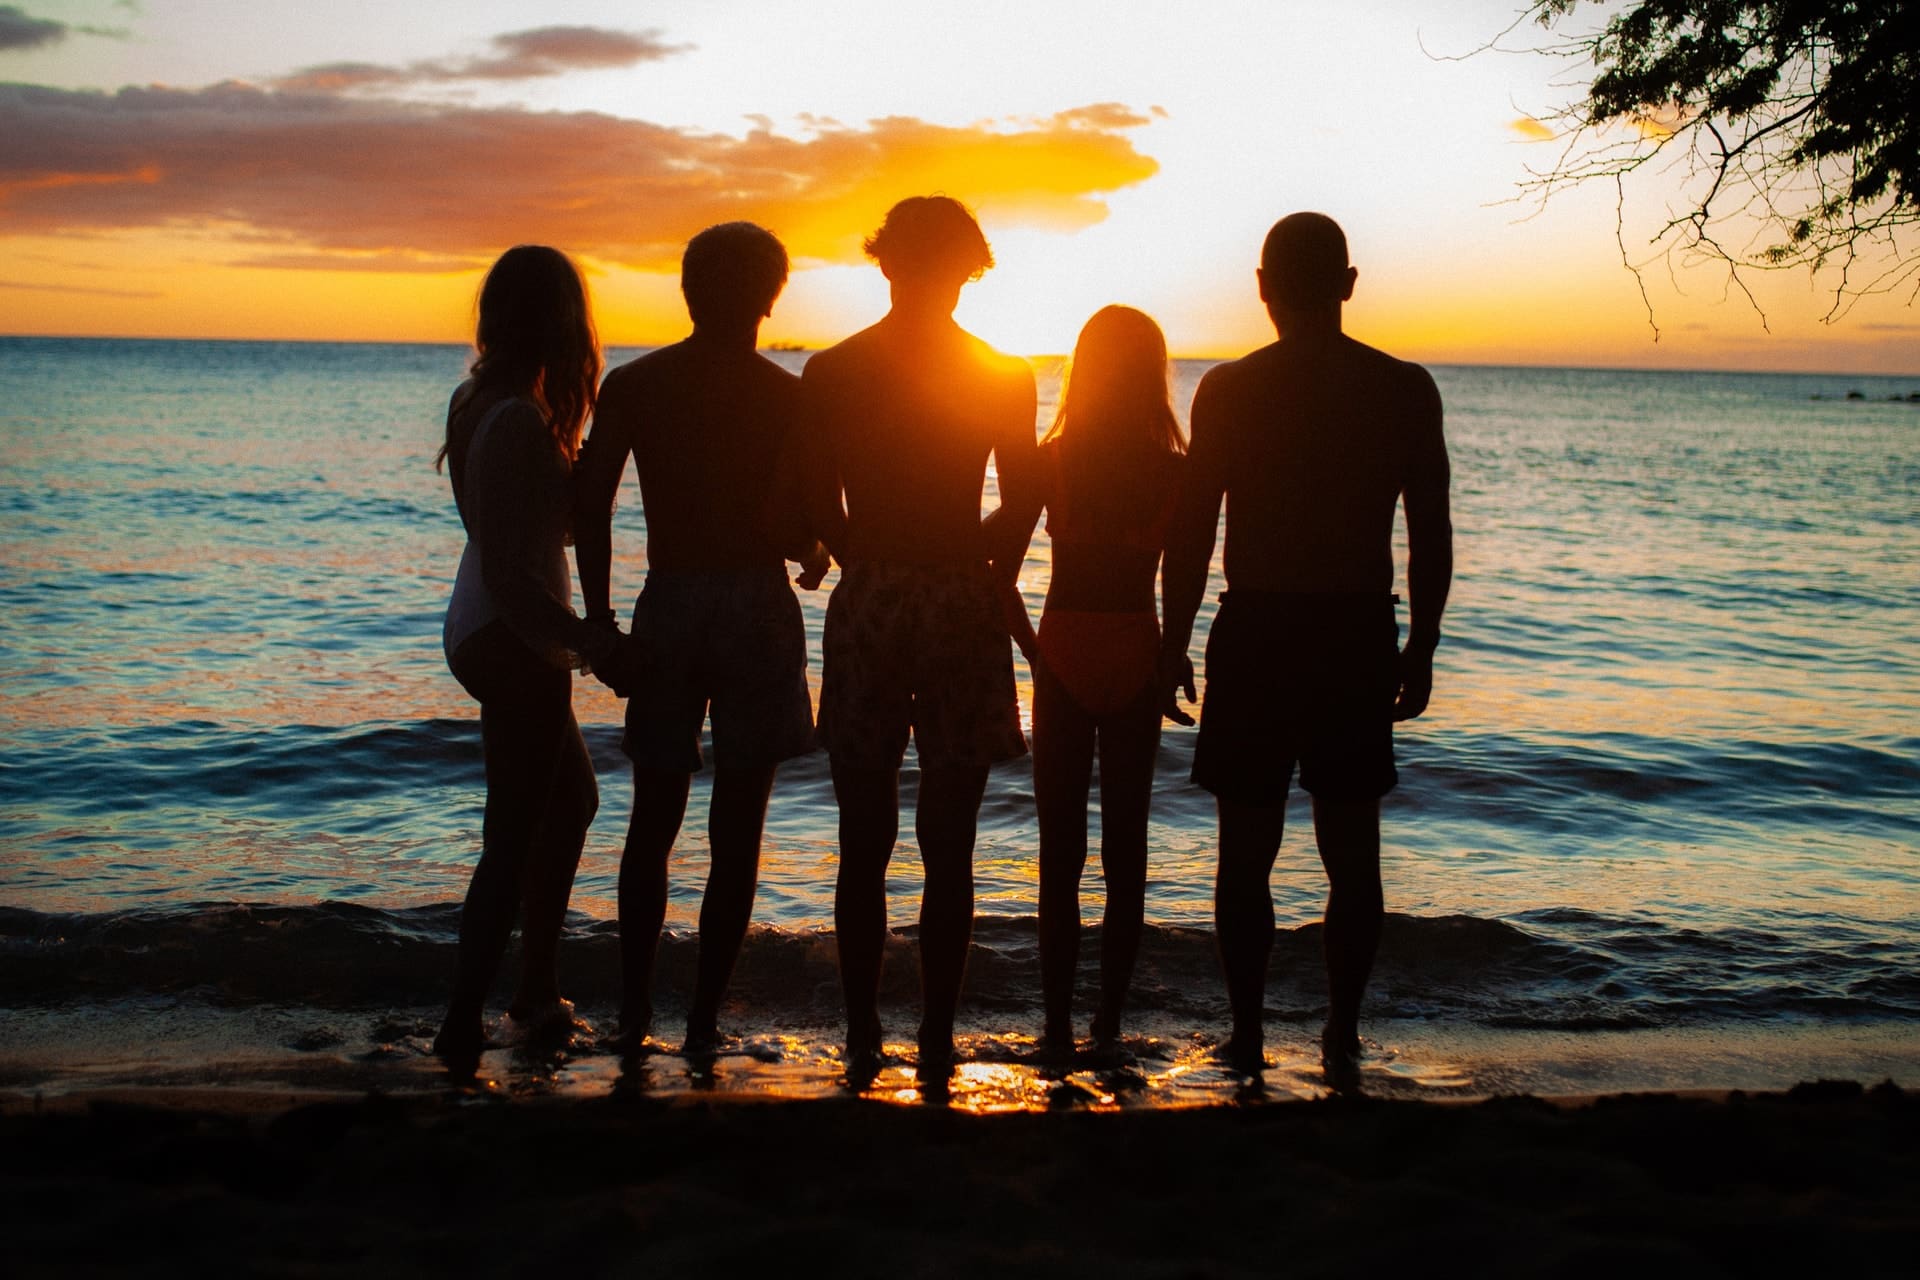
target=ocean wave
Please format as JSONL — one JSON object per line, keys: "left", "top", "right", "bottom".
{"left": 4, "top": 902, "right": 1914, "bottom": 1029}
{"left": 4, "top": 720, "right": 1912, "bottom": 821}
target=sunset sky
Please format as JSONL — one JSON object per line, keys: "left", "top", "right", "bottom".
{"left": 3, "top": 0, "right": 1914, "bottom": 371}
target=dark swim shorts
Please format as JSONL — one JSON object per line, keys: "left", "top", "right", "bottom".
{"left": 816, "top": 560, "right": 1026, "bottom": 770}
{"left": 1190, "top": 590, "right": 1401, "bottom": 802}
{"left": 623, "top": 568, "right": 814, "bottom": 773}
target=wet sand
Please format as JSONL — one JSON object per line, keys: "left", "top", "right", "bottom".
{"left": 4, "top": 1080, "right": 1914, "bottom": 1275}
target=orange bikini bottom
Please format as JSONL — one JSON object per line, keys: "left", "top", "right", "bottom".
{"left": 1036, "top": 608, "right": 1161, "bottom": 716}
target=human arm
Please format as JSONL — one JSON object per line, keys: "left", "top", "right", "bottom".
{"left": 983, "top": 363, "right": 1043, "bottom": 571}
{"left": 794, "top": 359, "right": 849, "bottom": 563}
{"left": 983, "top": 382, "right": 1045, "bottom": 667}
{"left": 1395, "top": 367, "right": 1452, "bottom": 721}
{"left": 1158, "top": 373, "right": 1229, "bottom": 725}
{"left": 765, "top": 376, "right": 835, "bottom": 590}
{"left": 571, "top": 367, "right": 638, "bottom": 623}
{"left": 996, "top": 572, "right": 1039, "bottom": 668}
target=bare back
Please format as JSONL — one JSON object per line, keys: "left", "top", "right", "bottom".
{"left": 802, "top": 315, "right": 1038, "bottom": 567}
{"left": 579, "top": 337, "right": 801, "bottom": 574}
{"left": 1189, "top": 334, "right": 1444, "bottom": 594}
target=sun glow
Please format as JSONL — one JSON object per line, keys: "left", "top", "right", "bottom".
{"left": 2, "top": 2, "right": 1913, "bottom": 371}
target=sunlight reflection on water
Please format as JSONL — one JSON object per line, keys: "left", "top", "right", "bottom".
{"left": 1, "top": 340, "right": 1916, "bottom": 995}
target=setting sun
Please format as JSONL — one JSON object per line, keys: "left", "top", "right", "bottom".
{"left": 3, "top": 0, "right": 1912, "bottom": 369}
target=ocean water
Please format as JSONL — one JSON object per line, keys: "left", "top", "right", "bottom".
{"left": 1, "top": 336, "right": 1916, "bottom": 1104}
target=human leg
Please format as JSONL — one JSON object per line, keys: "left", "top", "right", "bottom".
{"left": 509, "top": 706, "right": 598, "bottom": 1023}
{"left": 832, "top": 760, "right": 899, "bottom": 1062}
{"left": 686, "top": 762, "right": 777, "bottom": 1047}
{"left": 685, "top": 572, "right": 812, "bottom": 1045}
{"left": 437, "top": 639, "right": 575, "bottom": 1058}
{"left": 1033, "top": 666, "right": 1095, "bottom": 1050}
{"left": 1091, "top": 695, "right": 1159, "bottom": 1043}
{"left": 914, "top": 762, "right": 989, "bottom": 1065}
{"left": 619, "top": 766, "right": 692, "bottom": 1040}
{"left": 1310, "top": 795, "right": 1382, "bottom": 1058}
{"left": 1214, "top": 797, "right": 1286, "bottom": 1069}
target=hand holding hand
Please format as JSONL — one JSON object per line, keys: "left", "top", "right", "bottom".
{"left": 582, "top": 617, "right": 632, "bottom": 698}
{"left": 795, "top": 541, "right": 831, "bottom": 591}
{"left": 1159, "top": 644, "right": 1197, "bottom": 727}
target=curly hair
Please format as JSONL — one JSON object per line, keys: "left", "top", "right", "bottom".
{"left": 862, "top": 195, "right": 994, "bottom": 282}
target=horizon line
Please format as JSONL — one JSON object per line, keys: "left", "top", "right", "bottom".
{"left": 1, "top": 332, "right": 1915, "bottom": 382}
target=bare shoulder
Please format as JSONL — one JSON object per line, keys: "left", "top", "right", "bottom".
{"left": 600, "top": 343, "right": 679, "bottom": 399}
{"left": 961, "top": 330, "right": 1035, "bottom": 385}
{"left": 594, "top": 344, "right": 686, "bottom": 440}
{"left": 1342, "top": 337, "right": 1439, "bottom": 405}
{"left": 803, "top": 323, "right": 884, "bottom": 382}
{"left": 447, "top": 378, "right": 479, "bottom": 419}
{"left": 1194, "top": 344, "right": 1274, "bottom": 406}
{"left": 746, "top": 349, "right": 803, "bottom": 391}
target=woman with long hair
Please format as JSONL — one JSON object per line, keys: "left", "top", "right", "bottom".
{"left": 434, "top": 244, "right": 619, "bottom": 1067}
{"left": 1002, "top": 305, "right": 1186, "bottom": 1059}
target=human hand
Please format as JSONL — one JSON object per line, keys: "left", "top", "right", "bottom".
{"left": 1159, "top": 645, "right": 1196, "bottom": 727}
{"left": 795, "top": 541, "right": 831, "bottom": 591}
{"left": 583, "top": 618, "right": 632, "bottom": 698}
{"left": 1392, "top": 647, "right": 1433, "bottom": 721}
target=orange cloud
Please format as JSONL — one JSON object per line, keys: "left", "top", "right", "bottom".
{"left": 0, "top": 83, "right": 1160, "bottom": 272}
{"left": 1508, "top": 116, "right": 1555, "bottom": 142}
{"left": 270, "top": 26, "right": 690, "bottom": 92}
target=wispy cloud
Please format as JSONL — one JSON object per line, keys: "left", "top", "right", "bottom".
{"left": 0, "top": 3, "right": 126, "bottom": 49}
{"left": 0, "top": 82, "right": 1160, "bottom": 271}
{"left": 271, "top": 26, "right": 690, "bottom": 92}
{"left": 1508, "top": 116, "right": 1554, "bottom": 142}
{"left": 0, "top": 278, "right": 163, "bottom": 298}
{"left": 0, "top": 5, "right": 65, "bottom": 50}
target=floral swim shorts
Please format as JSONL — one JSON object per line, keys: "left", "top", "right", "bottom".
{"left": 816, "top": 560, "right": 1026, "bottom": 770}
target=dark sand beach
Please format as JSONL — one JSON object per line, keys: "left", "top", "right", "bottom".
{"left": 5, "top": 1081, "right": 1915, "bottom": 1276}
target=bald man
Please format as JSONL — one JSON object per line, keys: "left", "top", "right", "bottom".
{"left": 1160, "top": 212, "right": 1453, "bottom": 1083}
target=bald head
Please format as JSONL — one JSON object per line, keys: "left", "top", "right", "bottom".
{"left": 1259, "top": 212, "right": 1354, "bottom": 313}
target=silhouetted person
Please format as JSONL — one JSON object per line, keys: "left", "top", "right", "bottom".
{"left": 995, "top": 306, "right": 1185, "bottom": 1059}
{"left": 574, "top": 222, "right": 828, "bottom": 1053}
{"left": 1160, "top": 212, "right": 1453, "bottom": 1083}
{"left": 435, "top": 245, "right": 617, "bottom": 1070}
{"left": 801, "top": 196, "right": 1041, "bottom": 1079}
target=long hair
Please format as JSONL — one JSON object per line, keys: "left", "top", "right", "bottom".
{"left": 1043, "top": 305, "right": 1185, "bottom": 531}
{"left": 438, "top": 244, "right": 600, "bottom": 472}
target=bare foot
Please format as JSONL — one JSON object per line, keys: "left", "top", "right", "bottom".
{"left": 1320, "top": 1029, "right": 1364, "bottom": 1094}
{"left": 916, "top": 1022, "right": 957, "bottom": 1076}
{"left": 432, "top": 1017, "right": 485, "bottom": 1077}
{"left": 843, "top": 1018, "right": 886, "bottom": 1089}
{"left": 502, "top": 998, "right": 588, "bottom": 1046}
{"left": 1221, "top": 1032, "right": 1268, "bottom": 1076}
{"left": 1038, "top": 1021, "right": 1076, "bottom": 1067}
